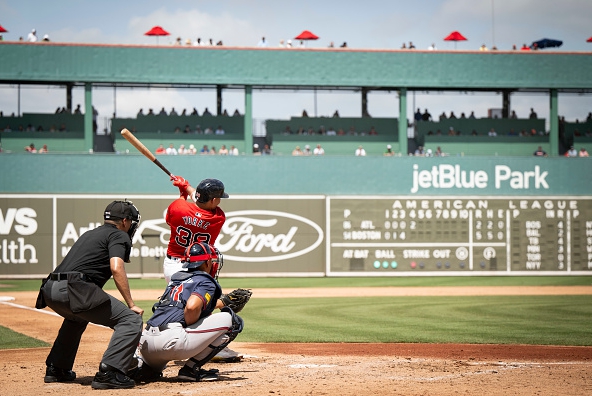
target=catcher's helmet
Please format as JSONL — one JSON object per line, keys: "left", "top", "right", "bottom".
{"left": 182, "top": 242, "right": 222, "bottom": 279}
{"left": 194, "top": 178, "right": 229, "bottom": 203}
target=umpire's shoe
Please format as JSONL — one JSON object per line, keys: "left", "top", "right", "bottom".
{"left": 91, "top": 363, "right": 135, "bottom": 389}
{"left": 44, "top": 364, "right": 76, "bottom": 383}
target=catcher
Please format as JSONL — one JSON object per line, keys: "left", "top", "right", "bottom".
{"left": 134, "top": 242, "right": 251, "bottom": 382}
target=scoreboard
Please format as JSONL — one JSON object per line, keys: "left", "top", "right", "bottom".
{"left": 328, "top": 197, "right": 592, "bottom": 274}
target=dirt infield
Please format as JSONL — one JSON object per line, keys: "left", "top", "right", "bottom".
{"left": 1, "top": 287, "right": 592, "bottom": 396}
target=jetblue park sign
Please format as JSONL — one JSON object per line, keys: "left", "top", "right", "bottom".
{"left": 410, "top": 164, "right": 549, "bottom": 194}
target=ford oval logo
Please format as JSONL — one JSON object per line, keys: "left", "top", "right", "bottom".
{"left": 217, "top": 210, "right": 324, "bottom": 262}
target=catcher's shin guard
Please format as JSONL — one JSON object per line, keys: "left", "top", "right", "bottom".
{"left": 190, "top": 308, "right": 244, "bottom": 368}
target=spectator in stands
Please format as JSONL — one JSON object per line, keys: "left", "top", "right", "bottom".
{"left": 479, "top": 44, "right": 488, "bottom": 51}
{"left": 332, "top": 110, "right": 340, "bottom": 117}
{"left": 253, "top": 143, "right": 261, "bottom": 155}
{"left": 191, "top": 107, "right": 199, "bottom": 115}
{"left": 439, "top": 112, "right": 447, "bottom": 121}
{"left": 348, "top": 126, "right": 357, "bottom": 135}
{"left": 218, "top": 145, "right": 229, "bottom": 155}
{"left": 401, "top": 43, "right": 407, "bottom": 49}
{"left": 55, "top": 107, "right": 61, "bottom": 114}
{"left": 313, "top": 144, "right": 325, "bottom": 155}
{"left": 25, "top": 143, "right": 37, "bottom": 153}
{"left": 340, "top": 42, "right": 348, "bottom": 48}
{"left": 510, "top": 110, "right": 517, "bottom": 119}
{"left": 229, "top": 145, "right": 239, "bottom": 155}
{"left": 195, "top": 125, "right": 203, "bottom": 134}
{"left": 194, "top": 38, "right": 203, "bottom": 46}
{"left": 326, "top": 126, "right": 337, "bottom": 136}
{"left": 384, "top": 145, "right": 394, "bottom": 156}
{"left": 318, "top": 126, "right": 326, "bottom": 135}
{"left": 170, "top": 108, "right": 178, "bottom": 116}
{"left": 200, "top": 145, "right": 209, "bottom": 154}
{"left": 435, "top": 146, "right": 443, "bottom": 157}
{"left": 355, "top": 145, "right": 366, "bottom": 156}
{"left": 58, "top": 123, "right": 67, "bottom": 132}
{"left": 307, "top": 127, "right": 315, "bottom": 135}
{"left": 337, "top": 128, "right": 345, "bottom": 136}
{"left": 74, "top": 104, "right": 82, "bottom": 114}
{"left": 184, "top": 125, "right": 191, "bottom": 133}
{"left": 215, "top": 125, "right": 225, "bottom": 135}
{"left": 209, "top": 146, "right": 217, "bottom": 155}
{"left": 302, "top": 109, "right": 309, "bottom": 117}
{"left": 165, "top": 143, "right": 178, "bottom": 155}
{"left": 408, "top": 42, "right": 415, "bottom": 49}
{"left": 204, "top": 126, "right": 213, "bottom": 134}
{"left": 428, "top": 43, "right": 436, "bottom": 50}
{"left": 422, "top": 109, "right": 432, "bottom": 121}
{"left": 187, "top": 144, "right": 197, "bottom": 155}
{"left": 414, "top": 146, "right": 425, "bottom": 156}
{"left": 414, "top": 108, "right": 422, "bottom": 123}
{"left": 36, "top": 125, "right": 44, "bottom": 131}
{"left": 448, "top": 127, "right": 457, "bottom": 136}
{"left": 137, "top": 108, "right": 144, "bottom": 116}
{"left": 449, "top": 111, "right": 457, "bottom": 119}
{"left": 147, "top": 108, "right": 155, "bottom": 116}
{"left": 303, "top": 145, "right": 312, "bottom": 156}
{"left": 586, "top": 112, "right": 592, "bottom": 122}
{"left": 292, "top": 146, "right": 304, "bottom": 156}
{"left": 27, "top": 29, "right": 37, "bottom": 42}
{"left": 4, "top": 125, "right": 12, "bottom": 132}
{"left": 49, "top": 125, "right": 56, "bottom": 132}
{"left": 488, "top": 128, "right": 497, "bottom": 137}
{"left": 42, "top": 34, "right": 50, "bottom": 42}
{"left": 468, "top": 111, "right": 476, "bottom": 119}
{"left": 579, "top": 147, "right": 589, "bottom": 157}
{"left": 286, "top": 40, "right": 293, "bottom": 48}
{"left": 233, "top": 109, "right": 241, "bottom": 116}
{"left": 203, "top": 107, "right": 212, "bottom": 116}
{"left": 177, "top": 144, "right": 187, "bottom": 155}
{"left": 279, "top": 39, "right": 285, "bottom": 47}
{"left": 508, "top": 128, "right": 518, "bottom": 136}
{"left": 565, "top": 146, "right": 578, "bottom": 157}
{"left": 529, "top": 108, "right": 538, "bottom": 119}
{"left": 283, "top": 126, "right": 293, "bottom": 135}
{"left": 533, "top": 146, "right": 547, "bottom": 157}
{"left": 173, "top": 127, "right": 181, "bottom": 133}
{"left": 368, "top": 126, "right": 378, "bottom": 135}
{"left": 158, "top": 107, "right": 167, "bottom": 116}
{"left": 258, "top": 37, "right": 268, "bottom": 47}
{"left": 262, "top": 144, "right": 272, "bottom": 155}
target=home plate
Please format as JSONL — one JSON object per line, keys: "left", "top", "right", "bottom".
{"left": 0, "top": 296, "right": 15, "bottom": 302}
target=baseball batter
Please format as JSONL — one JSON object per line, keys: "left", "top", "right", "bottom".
{"left": 164, "top": 176, "right": 228, "bottom": 283}
{"left": 135, "top": 242, "right": 244, "bottom": 382}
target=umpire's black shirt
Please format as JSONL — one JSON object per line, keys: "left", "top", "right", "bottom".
{"left": 54, "top": 223, "right": 132, "bottom": 287}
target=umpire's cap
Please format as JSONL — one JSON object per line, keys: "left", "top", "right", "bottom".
{"left": 104, "top": 200, "right": 140, "bottom": 222}
{"left": 194, "top": 178, "right": 229, "bottom": 203}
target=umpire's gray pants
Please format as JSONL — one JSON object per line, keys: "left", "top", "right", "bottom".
{"left": 42, "top": 279, "right": 143, "bottom": 374}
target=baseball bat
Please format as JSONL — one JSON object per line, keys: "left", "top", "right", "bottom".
{"left": 120, "top": 128, "right": 172, "bottom": 176}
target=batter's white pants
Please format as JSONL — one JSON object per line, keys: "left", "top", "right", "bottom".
{"left": 163, "top": 256, "right": 185, "bottom": 283}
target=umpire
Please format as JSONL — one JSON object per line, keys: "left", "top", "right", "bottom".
{"left": 36, "top": 200, "right": 144, "bottom": 389}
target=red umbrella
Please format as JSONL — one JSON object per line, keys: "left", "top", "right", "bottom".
{"left": 144, "top": 26, "right": 170, "bottom": 45}
{"left": 295, "top": 30, "right": 319, "bottom": 40}
{"left": 0, "top": 24, "right": 8, "bottom": 33}
{"left": 444, "top": 31, "right": 467, "bottom": 49}
{"left": 587, "top": 36, "right": 592, "bottom": 43}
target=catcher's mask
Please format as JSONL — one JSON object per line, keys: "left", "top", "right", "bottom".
{"left": 182, "top": 242, "right": 222, "bottom": 279}
{"left": 104, "top": 199, "right": 141, "bottom": 241}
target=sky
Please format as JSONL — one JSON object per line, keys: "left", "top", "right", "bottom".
{"left": 1, "top": 0, "right": 591, "bottom": 134}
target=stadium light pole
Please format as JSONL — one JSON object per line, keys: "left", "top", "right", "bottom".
{"left": 491, "top": 0, "right": 495, "bottom": 48}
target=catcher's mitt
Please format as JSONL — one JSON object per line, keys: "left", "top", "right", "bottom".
{"left": 220, "top": 288, "right": 252, "bottom": 313}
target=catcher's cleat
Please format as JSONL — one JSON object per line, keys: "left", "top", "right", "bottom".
{"left": 177, "top": 365, "right": 219, "bottom": 382}
{"left": 210, "top": 347, "right": 243, "bottom": 363}
{"left": 91, "top": 364, "right": 135, "bottom": 389}
{"left": 44, "top": 364, "right": 76, "bottom": 383}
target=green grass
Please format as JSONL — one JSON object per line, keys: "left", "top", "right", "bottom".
{"left": 136, "top": 295, "right": 592, "bottom": 346}
{"left": 0, "top": 325, "right": 50, "bottom": 349}
{"left": 1, "top": 276, "right": 591, "bottom": 292}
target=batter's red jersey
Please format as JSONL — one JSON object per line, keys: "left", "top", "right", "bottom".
{"left": 165, "top": 198, "right": 226, "bottom": 258}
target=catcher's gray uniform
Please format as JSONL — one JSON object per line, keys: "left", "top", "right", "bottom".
{"left": 138, "top": 270, "right": 243, "bottom": 377}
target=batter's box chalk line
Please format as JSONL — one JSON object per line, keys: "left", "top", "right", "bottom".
{"left": 0, "top": 296, "right": 15, "bottom": 302}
